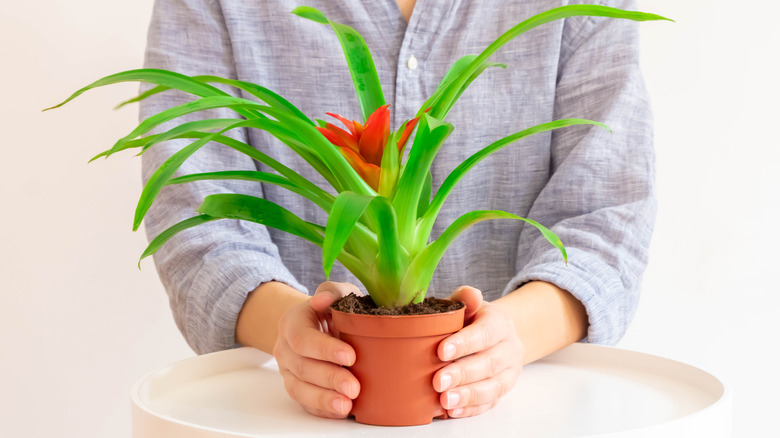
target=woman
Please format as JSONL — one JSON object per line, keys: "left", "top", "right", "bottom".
{"left": 141, "top": 0, "right": 655, "bottom": 419}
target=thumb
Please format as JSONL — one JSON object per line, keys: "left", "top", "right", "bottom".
{"left": 311, "top": 281, "right": 362, "bottom": 313}
{"left": 447, "top": 285, "right": 483, "bottom": 321}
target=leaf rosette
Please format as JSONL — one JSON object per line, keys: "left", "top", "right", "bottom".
{"left": 45, "top": 5, "right": 671, "bottom": 308}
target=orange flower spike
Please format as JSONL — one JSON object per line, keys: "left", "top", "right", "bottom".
{"left": 326, "top": 112, "right": 358, "bottom": 137}
{"left": 397, "top": 116, "right": 420, "bottom": 152}
{"left": 353, "top": 120, "right": 366, "bottom": 138}
{"left": 317, "top": 126, "right": 348, "bottom": 149}
{"left": 358, "top": 105, "right": 391, "bottom": 166}
{"left": 338, "top": 146, "right": 381, "bottom": 191}
{"left": 322, "top": 123, "right": 360, "bottom": 154}
{"left": 396, "top": 108, "right": 428, "bottom": 152}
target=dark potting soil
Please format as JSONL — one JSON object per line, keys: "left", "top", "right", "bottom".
{"left": 331, "top": 292, "right": 464, "bottom": 315}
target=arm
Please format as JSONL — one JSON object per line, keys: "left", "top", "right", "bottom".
{"left": 507, "top": 0, "right": 656, "bottom": 345}
{"left": 436, "top": 0, "right": 655, "bottom": 417}
{"left": 433, "top": 282, "right": 586, "bottom": 418}
{"left": 235, "top": 281, "right": 308, "bottom": 354}
{"left": 495, "top": 281, "right": 587, "bottom": 365}
{"left": 237, "top": 281, "right": 361, "bottom": 418}
{"left": 144, "top": 2, "right": 360, "bottom": 418}
{"left": 141, "top": 0, "right": 306, "bottom": 354}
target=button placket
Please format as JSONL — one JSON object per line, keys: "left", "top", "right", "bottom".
{"left": 395, "top": 49, "right": 420, "bottom": 159}
{"left": 394, "top": 15, "right": 435, "bottom": 297}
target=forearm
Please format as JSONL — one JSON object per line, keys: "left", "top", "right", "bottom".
{"left": 493, "top": 280, "right": 588, "bottom": 365}
{"left": 236, "top": 281, "right": 308, "bottom": 354}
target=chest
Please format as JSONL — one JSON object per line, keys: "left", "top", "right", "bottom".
{"left": 219, "top": 0, "right": 566, "bottom": 214}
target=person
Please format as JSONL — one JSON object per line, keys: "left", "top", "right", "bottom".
{"left": 140, "top": 0, "right": 655, "bottom": 420}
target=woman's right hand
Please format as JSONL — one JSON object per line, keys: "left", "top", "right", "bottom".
{"left": 273, "top": 281, "right": 361, "bottom": 418}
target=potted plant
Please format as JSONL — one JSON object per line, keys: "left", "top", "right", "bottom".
{"left": 46, "top": 4, "right": 669, "bottom": 426}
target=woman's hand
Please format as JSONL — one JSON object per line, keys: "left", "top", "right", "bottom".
{"left": 434, "top": 286, "right": 524, "bottom": 418}
{"left": 273, "top": 281, "right": 362, "bottom": 418}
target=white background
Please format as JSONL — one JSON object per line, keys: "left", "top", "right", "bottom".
{"left": 1, "top": 0, "right": 777, "bottom": 436}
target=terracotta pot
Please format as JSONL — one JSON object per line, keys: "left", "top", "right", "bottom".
{"left": 330, "top": 302, "right": 465, "bottom": 426}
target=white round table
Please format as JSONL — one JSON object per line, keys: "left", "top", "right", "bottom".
{"left": 131, "top": 344, "right": 731, "bottom": 437}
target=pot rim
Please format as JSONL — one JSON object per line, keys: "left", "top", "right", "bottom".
{"left": 331, "top": 305, "right": 465, "bottom": 338}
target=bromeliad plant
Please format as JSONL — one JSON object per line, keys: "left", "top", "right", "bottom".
{"left": 46, "top": 5, "right": 670, "bottom": 308}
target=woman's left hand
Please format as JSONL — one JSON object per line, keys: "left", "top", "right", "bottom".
{"left": 434, "top": 286, "right": 524, "bottom": 418}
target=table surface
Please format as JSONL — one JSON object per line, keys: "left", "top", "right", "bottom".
{"left": 131, "top": 343, "right": 732, "bottom": 438}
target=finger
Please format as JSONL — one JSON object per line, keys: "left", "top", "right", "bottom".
{"left": 281, "top": 372, "right": 353, "bottom": 418}
{"left": 312, "top": 281, "right": 362, "bottom": 313}
{"left": 447, "top": 401, "right": 498, "bottom": 419}
{"left": 276, "top": 342, "right": 360, "bottom": 399}
{"left": 433, "top": 341, "right": 517, "bottom": 391}
{"left": 440, "top": 368, "right": 518, "bottom": 410}
{"left": 302, "top": 406, "right": 350, "bottom": 420}
{"left": 445, "top": 286, "right": 483, "bottom": 321}
{"left": 284, "top": 323, "right": 355, "bottom": 366}
{"left": 438, "top": 305, "right": 511, "bottom": 361}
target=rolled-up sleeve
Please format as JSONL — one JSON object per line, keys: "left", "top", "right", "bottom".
{"left": 140, "top": 0, "right": 306, "bottom": 354}
{"left": 503, "top": 0, "right": 656, "bottom": 345}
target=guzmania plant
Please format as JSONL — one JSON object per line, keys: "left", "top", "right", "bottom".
{"left": 45, "top": 5, "right": 670, "bottom": 308}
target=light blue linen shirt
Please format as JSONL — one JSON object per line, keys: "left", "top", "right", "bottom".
{"left": 140, "top": 0, "right": 656, "bottom": 354}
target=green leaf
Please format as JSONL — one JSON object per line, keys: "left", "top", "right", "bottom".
{"left": 134, "top": 135, "right": 214, "bottom": 231}
{"left": 367, "top": 196, "right": 409, "bottom": 308}
{"left": 166, "top": 170, "right": 333, "bottom": 212}
{"left": 416, "top": 171, "right": 432, "bottom": 220}
{"left": 107, "top": 95, "right": 366, "bottom": 194}
{"left": 189, "top": 193, "right": 373, "bottom": 286}
{"left": 291, "top": 6, "right": 329, "bottom": 23}
{"left": 320, "top": 192, "right": 409, "bottom": 307}
{"left": 43, "top": 69, "right": 262, "bottom": 120}
{"left": 108, "top": 96, "right": 268, "bottom": 157}
{"left": 195, "top": 75, "right": 314, "bottom": 126}
{"left": 197, "top": 194, "right": 325, "bottom": 245}
{"left": 43, "top": 69, "right": 222, "bottom": 111}
{"left": 113, "top": 74, "right": 313, "bottom": 126}
{"left": 89, "top": 118, "right": 239, "bottom": 161}
{"left": 417, "top": 118, "right": 609, "bottom": 244}
{"left": 139, "top": 214, "right": 219, "bottom": 264}
{"left": 402, "top": 210, "right": 567, "bottom": 300}
{"left": 138, "top": 129, "right": 322, "bottom": 192}
{"left": 167, "top": 170, "right": 291, "bottom": 186}
{"left": 133, "top": 117, "right": 308, "bottom": 231}
{"left": 292, "top": 6, "right": 385, "bottom": 122}
{"left": 378, "top": 123, "right": 403, "bottom": 197}
{"left": 417, "top": 55, "right": 506, "bottom": 118}
{"left": 107, "top": 122, "right": 335, "bottom": 212}
{"left": 429, "top": 5, "right": 672, "bottom": 119}
{"left": 138, "top": 119, "right": 240, "bottom": 153}
{"left": 194, "top": 132, "right": 337, "bottom": 209}
{"left": 115, "top": 84, "right": 168, "bottom": 110}
{"left": 392, "top": 113, "right": 453, "bottom": 251}
{"left": 322, "top": 192, "right": 375, "bottom": 279}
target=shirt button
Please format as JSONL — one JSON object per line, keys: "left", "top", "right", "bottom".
{"left": 406, "top": 55, "right": 418, "bottom": 70}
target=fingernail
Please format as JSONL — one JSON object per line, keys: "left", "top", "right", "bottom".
{"left": 332, "top": 397, "right": 346, "bottom": 414}
{"left": 451, "top": 408, "right": 464, "bottom": 417}
{"left": 439, "top": 373, "right": 452, "bottom": 392}
{"left": 446, "top": 391, "right": 460, "bottom": 408}
{"left": 443, "top": 343, "right": 456, "bottom": 361}
{"left": 341, "top": 381, "right": 357, "bottom": 399}
{"left": 335, "top": 350, "right": 350, "bottom": 366}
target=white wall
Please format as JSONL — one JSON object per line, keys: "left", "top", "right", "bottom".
{"left": 622, "top": 2, "right": 779, "bottom": 437}
{"left": 0, "top": 1, "right": 192, "bottom": 437}
{"left": 1, "top": 0, "right": 776, "bottom": 437}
